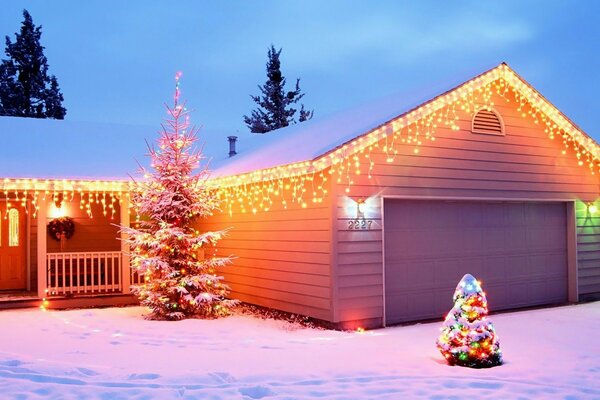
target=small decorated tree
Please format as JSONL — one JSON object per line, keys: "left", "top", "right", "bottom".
{"left": 436, "top": 274, "right": 503, "bottom": 368}
{"left": 124, "top": 73, "right": 237, "bottom": 320}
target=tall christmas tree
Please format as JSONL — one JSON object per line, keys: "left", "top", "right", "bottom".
{"left": 436, "top": 274, "right": 503, "bottom": 368}
{"left": 124, "top": 73, "right": 237, "bottom": 320}
{"left": 243, "top": 45, "right": 313, "bottom": 133}
{"left": 0, "top": 9, "right": 66, "bottom": 119}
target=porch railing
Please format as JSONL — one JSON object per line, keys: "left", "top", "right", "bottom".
{"left": 46, "top": 251, "right": 123, "bottom": 296}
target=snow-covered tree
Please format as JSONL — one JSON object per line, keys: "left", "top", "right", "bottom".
{"left": 436, "top": 274, "right": 503, "bottom": 368}
{"left": 243, "top": 45, "right": 313, "bottom": 133}
{"left": 0, "top": 10, "right": 66, "bottom": 119}
{"left": 123, "top": 73, "right": 237, "bottom": 320}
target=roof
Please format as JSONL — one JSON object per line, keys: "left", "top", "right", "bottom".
{"left": 211, "top": 62, "right": 600, "bottom": 187}
{"left": 0, "top": 116, "right": 246, "bottom": 181}
{"left": 1, "top": 63, "right": 597, "bottom": 189}
{"left": 210, "top": 64, "right": 500, "bottom": 178}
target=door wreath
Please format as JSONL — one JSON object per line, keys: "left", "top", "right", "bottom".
{"left": 48, "top": 217, "right": 75, "bottom": 250}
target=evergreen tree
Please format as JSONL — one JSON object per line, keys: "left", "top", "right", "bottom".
{"left": 123, "top": 74, "right": 237, "bottom": 320}
{"left": 0, "top": 9, "right": 66, "bottom": 119}
{"left": 436, "top": 274, "right": 503, "bottom": 368}
{"left": 244, "top": 45, "right": 313, "bottom": 133}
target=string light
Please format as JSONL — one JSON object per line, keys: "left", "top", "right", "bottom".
{"left": 1, "top": 64, "right": 597, "bottom": 218}
{"left": 209, "top": 64, "right": 600, "bottom": 214}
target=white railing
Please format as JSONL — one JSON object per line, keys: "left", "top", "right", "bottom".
{"left": 46, "top": 251, "right": 123, "bottom": 295}
{"left": 131, "top": 265, "right": 144, "bottom": 286}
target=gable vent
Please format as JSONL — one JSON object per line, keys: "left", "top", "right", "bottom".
{"left": 472, "top": 109, "right": 504, "bottom": 136}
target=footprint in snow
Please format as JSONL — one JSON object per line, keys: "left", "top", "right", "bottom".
{"left": 238, "top": 385, "right": 274, "bottom": 399}
{"left": 468, "top": 381, "right": 503, "bottom": 390}
{"left": 76, "top": 367, "right": 99, "bottom": 377}
{"left": 128, "top": 373, "right": 161, "bottom": 380}
{"left": 0, "top": 359, "right": 22, "bottom": 367}
{"left": 209, "top": 371, "right": 236, "bottom": 383}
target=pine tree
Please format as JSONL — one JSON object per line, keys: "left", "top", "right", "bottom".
{"left": 123, "top": 73, "right": 237, "bottom": 320}
{"left": 436, "top": 274, "right": 503, "bottom": 368}
{"left": 244, "top": 45, "right": 313, "bottom": 133}
{"left": 0, "top": 9, "right": 66, "bottom": 119}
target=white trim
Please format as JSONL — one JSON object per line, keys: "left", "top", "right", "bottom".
{"left": 36, "top": 196, "right": 47, "bottom": 299}
{"left": 380, "top": 195, "right": 387, "bottom": 327}
{"left": 471, "top": 106, "right": 506, "bottom": 136}
{"left": 567, "top": 201, "right": 579, "bottom": 302}
{"left": 381, "top": 194, "right": 575, "bottom": 202}
{"left": 380, "top": 195, "right": 574, "bottom": 325}
{"left": 26, "top": 199, "right": 31, "bottom": 291}
{"left": 120, "top": 196, "right": 131, "bottom": 295}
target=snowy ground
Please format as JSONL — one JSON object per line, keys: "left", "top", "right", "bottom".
{"left": 0, "top": 303, "right": 598, "bottom": 399}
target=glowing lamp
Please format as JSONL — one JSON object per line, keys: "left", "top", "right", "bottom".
{"left": 356, "top": 199, "right": 365, "bottom": 219}
{"left": 588, "top": 203, "right": 598, "bottom": 214}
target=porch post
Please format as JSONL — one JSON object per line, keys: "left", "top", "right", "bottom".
{"left": 120, "top": 194, "right": 131, "bottom": 294}
{"left": 36, "top": 195, "right": 47, "bottom": 299}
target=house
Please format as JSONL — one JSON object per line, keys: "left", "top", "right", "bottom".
{"left": 202, "top": 63, "right": 600, "bottom": 329}
{"left": 0, "top": 63, "right": 598, "bottom": 329}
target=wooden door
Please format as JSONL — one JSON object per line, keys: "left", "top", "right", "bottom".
{"left": 0, "top": 203, "right": 27, "bottom": 290}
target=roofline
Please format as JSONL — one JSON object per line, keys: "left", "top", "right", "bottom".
{"left": 1, "top": 177, "right": 131, "bottom": 192}
{"left": 209, "top": 62, "right": 599, "bottom": 188}
{"left": 2, "top": 62, "right": 597, "bottom": 192}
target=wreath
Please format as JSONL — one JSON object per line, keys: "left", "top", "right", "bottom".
{"left": 47, "top": 217, "right": 75, "bottom": 241}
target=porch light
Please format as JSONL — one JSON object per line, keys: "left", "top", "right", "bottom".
{"left": 587, "top": 203, "right": 598, "bottom": 214}
{"left": 357, "top": 199, "right": 366, "bottom": 219}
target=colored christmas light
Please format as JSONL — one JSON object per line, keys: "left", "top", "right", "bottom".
{"left": 436, "top": 274, "right": 503, "bottom": 368}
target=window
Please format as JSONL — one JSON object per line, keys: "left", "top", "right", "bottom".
{"left": 8, "top": 209, "right": 18, "bottom": 247}
{"left": 472, "top": 108, "right": 504, "bottom": 136}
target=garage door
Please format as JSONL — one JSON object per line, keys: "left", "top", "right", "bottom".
{"left": 384, "top": 200, "right": 568, "bottom": 325}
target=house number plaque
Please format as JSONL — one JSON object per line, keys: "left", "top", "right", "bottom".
{"left": 347, "top": 219, "right": 373, "bottom": 230}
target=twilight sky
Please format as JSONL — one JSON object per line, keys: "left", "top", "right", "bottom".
{"left": 1, "top": 1, "right": 598, "bottom": 137}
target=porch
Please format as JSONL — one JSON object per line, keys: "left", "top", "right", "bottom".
{"left": 0, "top": 182, "right": 140, "bottom": 309}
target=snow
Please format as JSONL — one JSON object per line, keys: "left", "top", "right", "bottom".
{"left": 0, "top": 64, "right": 502, "bottom": 181}
{"left": 0, "top": 116, "right": 244, "bottom": 180}
{"left": 210, "top": 64, "right": 502, "bottom": 177}
{"left": 0, "top": 302, "right": 598, "bottom": 399}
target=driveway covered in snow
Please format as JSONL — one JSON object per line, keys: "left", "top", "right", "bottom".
{"left": 0, "top": 303, "right": 598, "bottom": 399}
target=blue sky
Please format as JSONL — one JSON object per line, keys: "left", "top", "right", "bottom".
{"left": 1, "top": 1, "right": 598, "bottom": 136}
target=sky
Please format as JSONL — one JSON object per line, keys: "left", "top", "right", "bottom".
{"left": 0, "top": 1, "right": 598, "bottom": 137}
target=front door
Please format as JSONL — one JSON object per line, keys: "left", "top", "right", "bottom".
{"left": 0, "top": 202, "right": 27, "bottom": 290}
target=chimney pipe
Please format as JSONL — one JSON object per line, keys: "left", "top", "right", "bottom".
{"left": 227, "top": 136, "right": 238, "bottom": 157}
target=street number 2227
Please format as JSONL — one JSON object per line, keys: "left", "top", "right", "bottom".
{"left": 348, "top": 219, "right": 372, "bottom": 230}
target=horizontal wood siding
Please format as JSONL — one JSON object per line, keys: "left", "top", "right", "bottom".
{"left": 46, "top": 194, "right": 121, "bottom": 253}
{"left": 576, "top": 200, "right": 600, "bottom": 298}
{"left": 199, "top": 177, "right": 334, "bottom": 321}
{"left": 333, "top": 90, "right": 600, "bottom": 326}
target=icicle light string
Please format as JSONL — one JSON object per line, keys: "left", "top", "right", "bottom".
{"left": 0, "top": 179, "right": 130, "bottom": 219}
{"left": 206, "top": 65, "right": 600, "bottom": 214}
{"left": 1, "top": 65, "right": 598, "bottom": 217}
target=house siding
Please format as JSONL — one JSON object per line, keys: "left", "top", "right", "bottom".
{"left": 199, "top": 176, "right": 334, "bottom": 322}
{"left": 332, "top": 90, "right": 600, "bottom": 328}
{"left": 576, "top": 200, "right": 600, "bottom": 299}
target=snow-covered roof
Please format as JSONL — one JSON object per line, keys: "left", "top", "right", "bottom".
{"left": 0, "top": 116, "right": 243, "bottom": 180}
{"left": 210, "top": 66, "right": 492, "bottom": 178}
{"left": 2, "top": 62, "right": 595, "bottom": 185}
{"left": 0, "top": 64, "right": 500, "bottom": 182}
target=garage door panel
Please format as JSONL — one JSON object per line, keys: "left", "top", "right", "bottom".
{"left": 384, "top": 200, "right": 568, "bottom": 325}
{"left": 481, "top": 256, "right": 507, "bottom": 280}
{"left": 434, "top": 259, "right": 463, "bottom": 285}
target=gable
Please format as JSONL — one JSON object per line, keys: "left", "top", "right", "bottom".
{"left": 213, "top": 63, "right": 600, "bottom": 214}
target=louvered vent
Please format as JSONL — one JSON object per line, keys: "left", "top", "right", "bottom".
{"left": 472, "top": 109, "right": 504, "bottom": 135}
